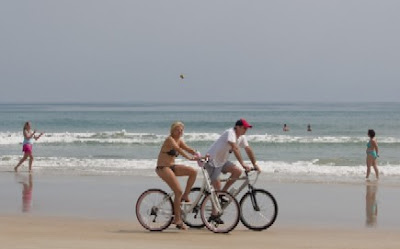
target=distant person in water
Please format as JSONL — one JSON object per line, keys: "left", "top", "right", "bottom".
{"left": 14, "top": 122, "right": 44, "bottom": 173}
{"left": 366, "top": 129, "right": 379, "bottom": 180}
{"left": 307, "top": 124, "right": 312, "bottom": 132}
{"left": 283, "top": 124, "right": 289, "bottom": 132}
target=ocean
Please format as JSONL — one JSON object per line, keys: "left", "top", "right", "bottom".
{"left": 1, "top": 102, "right": 399, "bottom": 183}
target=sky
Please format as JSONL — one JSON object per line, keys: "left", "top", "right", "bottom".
{"left": 1, "top": 0, "right": 399, "bottom": 103}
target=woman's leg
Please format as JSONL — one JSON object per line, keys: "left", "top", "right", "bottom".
{"left": 156, "top": 167, "right": 185, "bottom": 226}
{"left": 14, "top": 154, "right": 29, "bottom": 172}
{"left": 366, "top": 156, "right": 372, "bottom": 179}
{"left": 173, "top": 165, "right": 197, "bottom": 202}
{"left": 28, "top": 154, "right": 34, "bottom": 172}
{"left": 372, "top": 159, "right": 379, "bottom": 179}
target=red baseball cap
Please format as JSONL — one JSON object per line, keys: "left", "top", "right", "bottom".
{"left": 235, "top": 119, "right": 253, "bottom": 128}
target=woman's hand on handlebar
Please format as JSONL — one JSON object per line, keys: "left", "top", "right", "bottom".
{"left": 253, "top": 164, "right": 261, "bottom": 172}
{"left": 193, "top": 152, "right": 209, "bottom": 162}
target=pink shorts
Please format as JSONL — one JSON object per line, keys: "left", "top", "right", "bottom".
{"left": 22, "top": 144, "right": 33, "bottom": 154}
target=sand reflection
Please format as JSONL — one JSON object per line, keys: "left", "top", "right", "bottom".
{"left": 365, "top": 182, "right": 378, "bottom": 227}
{"left": 15, "top": 173, "right": 33, "bottom": 213}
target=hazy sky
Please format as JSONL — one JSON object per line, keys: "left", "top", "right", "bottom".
{"left": 1, "top": 1, "right": 399, "bottom": 103}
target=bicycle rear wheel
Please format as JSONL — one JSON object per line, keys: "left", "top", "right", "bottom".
{"left": 136, "top": 189, "right": 173, "bottom": 231}
{"left": 240, "top": 189, "right": 278, "bottom": 231}
{"left": 200, "top": 191, "right": 240, "bottom": 233}
{"left": 182, "top": 187, "right": 206, "bottom": 228}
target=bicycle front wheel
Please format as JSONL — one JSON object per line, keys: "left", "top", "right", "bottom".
{"left": 240, "top": 189, "right": 278, "bottom": 231}
{"left": 136, "top": 189, "right": 173, "bottom": 231}
{"left": 200, "top": 191, "right": 240, "bottom": 233}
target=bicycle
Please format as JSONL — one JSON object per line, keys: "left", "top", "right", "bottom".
{"left": 135, "top": 158, "right": 240, "bottom": 233}
{"left": 189, "top": 169, "right": 278, "bottom": 231}
{"left": 225, "top": 169, "right": 278, "bottom": 231}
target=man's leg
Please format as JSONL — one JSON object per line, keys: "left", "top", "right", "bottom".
{"left": 221, "top": 162, "right": 242, "bottom": 192}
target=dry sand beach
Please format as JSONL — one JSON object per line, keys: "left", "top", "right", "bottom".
{"left": 1, "top": 172, "right": 400, "bottom": 249}
{"left": 2, "top": 215, "right": 400, "bottom": 249}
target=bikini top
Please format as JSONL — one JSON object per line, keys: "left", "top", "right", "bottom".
{"left": 367, "top": 141, "right": 371, "bottom": 148}
{"left": 164, "top": 149, "right": 179, "bottom": 157}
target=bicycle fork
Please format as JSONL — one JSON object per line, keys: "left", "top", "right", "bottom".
{"left": 248, "top": 186, "right": 260, "bottom": 212}
{"left": 205, "top": 181, "right": 223, "bottom": 216}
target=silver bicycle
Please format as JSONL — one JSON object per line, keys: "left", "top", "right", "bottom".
{"left": 225, "top": 169, "right": 278, "bottom": 231}
{"left": 189, "top": 169, "right": 278, "bottom": 231}
{"left": 135, "top": 159, "right": 240, "bottom": 233}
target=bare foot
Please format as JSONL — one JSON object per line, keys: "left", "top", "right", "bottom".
{"left": 175, "top": 223, "right": 187, "bottom": 230}
{"left": 181, "top": 195, "right": 191, "bottom": 203}
{"left": 14, "top": 166, "right": 18, "bottom": 172}
{"left": 174, "top": 221, "right": 188, "bottom": 230}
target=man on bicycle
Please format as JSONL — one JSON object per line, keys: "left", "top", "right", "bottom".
{"left": 204, "top": 119, "right": 261, "bottom": 193}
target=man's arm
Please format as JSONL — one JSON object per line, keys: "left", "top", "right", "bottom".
{"left": 245, "top": 146, "right": 261, "bottom": 172}
{"left": 230, "top": 142, "right": 251, "bottom": 171}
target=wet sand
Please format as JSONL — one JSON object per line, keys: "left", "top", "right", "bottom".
{"left": 1, "top": 172, "right": 400, "bottom": 248}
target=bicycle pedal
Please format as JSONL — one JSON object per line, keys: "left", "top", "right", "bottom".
{"left": 208, "top": 215, "right": 224, "bottom": 225}
{"left": 219, "top": 196, "right": 229, "bottom": 204}
{"left": 180, "top": 201, "right": 192, "bottom": 205}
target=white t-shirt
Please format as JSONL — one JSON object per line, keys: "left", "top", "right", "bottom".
{"left": 206, "top": 128, "right": 249, "bottom": 168}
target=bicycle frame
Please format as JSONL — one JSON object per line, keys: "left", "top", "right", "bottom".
{"left": 220, "top": 170, "right": 261, "bottom": 210}
{"left": 221, "top": 170, "right": 259, "bottom": 195}
{"left": 162, "top": 164, "right": 224, "bottom": 219}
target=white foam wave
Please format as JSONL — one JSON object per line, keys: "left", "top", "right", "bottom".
{"left": 249, "top": 134, "right": 400, "bottom": 144}
{"left": 0, "top": 130, "right": 164, "bottom": 145}
{"left": 1, "top": 156, "right": 400, "bottom": 178}
{"left": 1, "top": 131, "right": 399, "bottom": 145}
{"left": 0, "top": 131, "right": 220, "bottom": 145}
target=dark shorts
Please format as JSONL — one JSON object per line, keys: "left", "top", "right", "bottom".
{"left": 204, "top": 160, "right": 234, "bottom": 183}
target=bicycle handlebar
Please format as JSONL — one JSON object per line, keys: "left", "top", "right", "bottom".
{"left": 197, "top": 158, "right": 210, "bottom": 168}
{"left": 245, "top": 168, "right": 259, "bottom": 175}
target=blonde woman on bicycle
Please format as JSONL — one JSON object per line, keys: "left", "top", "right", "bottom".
{"left": 156, "top": 121, "right": 198, "bottom": 230}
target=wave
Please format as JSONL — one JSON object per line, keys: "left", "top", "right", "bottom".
{"left": 0, "top": 130, "right": 165, "bottom": 145}
{"left": 1, "top": 130, "right": 400, "bottom": 145}
{"left": 1, "top": 156, "right": 400, "bottom": 178}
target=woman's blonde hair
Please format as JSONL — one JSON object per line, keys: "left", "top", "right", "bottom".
{"left": 23, "top": 121, "right": 30, "bottom": 131}
{"left": 170, "top": 121, "right": 184, "bottom": 135}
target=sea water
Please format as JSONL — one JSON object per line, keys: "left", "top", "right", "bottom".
{"left": 1, "top": 102, "right": 399, "bottom": 183}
